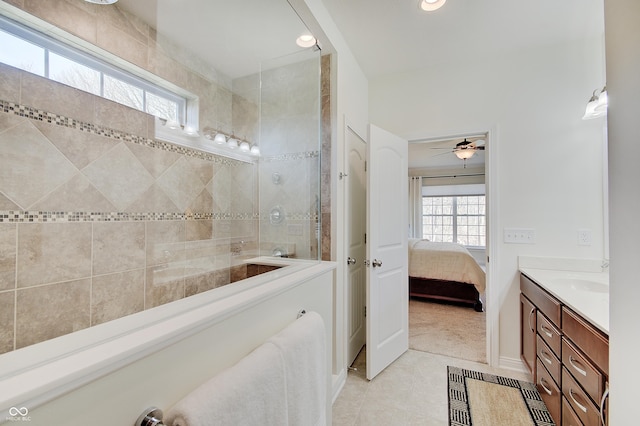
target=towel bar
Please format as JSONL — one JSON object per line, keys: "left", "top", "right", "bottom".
{"left": 136, "top": 311, "right": 307, "bottom": 426}
{"left": 136, "top": 407, "right": 165, "bottom": 426}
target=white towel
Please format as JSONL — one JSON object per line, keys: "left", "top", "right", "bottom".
{"left": 267, "top": 311, "right": 326, "bottom": 426}
{"left": 164, "top": 341, "right": 288, "bottom": 426}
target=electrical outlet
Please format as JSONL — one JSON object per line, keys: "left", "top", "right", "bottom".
{"left": 578, "top": 229, "right": 592, "bottom": 246}
{"left": 503, "top": 228, "right": 536, "bottom": 244}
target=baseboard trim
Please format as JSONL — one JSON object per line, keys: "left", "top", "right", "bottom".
{"left": 498, "top": 356, "right": 528, "bottom": 374}
{"left": 331, "top": 369, "right": 347, "bottom": 404}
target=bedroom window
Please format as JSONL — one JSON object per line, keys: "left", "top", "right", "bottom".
{"left": 0, "top": 16, "right": 186, "bottom": 124}
{"left": 422, "top": 195, "right": 486, "bottom": 247}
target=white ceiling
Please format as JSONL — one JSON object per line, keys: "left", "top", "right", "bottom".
{"left": 320, "top": 0, "right": 605, "bottom": 79}
{"left": 117, "top": 0, "right": 312, "bottom": 80}
{"left": 116, "top": 0, "right": 604, "bottom": 169}
{"left": 319, "top": 0, "right": 604, "bottom": 168}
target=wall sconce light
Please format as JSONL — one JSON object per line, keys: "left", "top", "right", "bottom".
{"left": 227, "top": 138, "right": 239, "bottom": 149}
{"left": 420, "top": 0, "right": 447, "bottom": 12}
{"left": 183, "top": 125, "right": 199, "bottom": 137}
{"left": 583, "top": 86, "right": 608, "bottom": 120}
{"left": 85, "top": 0, "right": 118, "bottom": 4}
{"left": 239, "top": 141, "right": 251, "bottom": 152}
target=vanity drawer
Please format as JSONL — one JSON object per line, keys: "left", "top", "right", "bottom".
{"left": 562, "top": 368, "right": 601, "bottom": 426}
{"left": 536, "top": 358, "right": 561, "bottom": 424}
{"left": 562, "top": 338, "right": 604, "bottom": 404}
{"left": 562, "top": 307, "right": 609, "bottom": 375}
{"left": 537, "top": 311, "right": 562, "bottom": 357}
{"left": 521, "top": 274, "right": 561, "bottom": 326}
{"left": 537, "top": 334, "right": 561, "bottom": 384}
{"left": 563, "top": 396, "right": 585, "bottom": 426}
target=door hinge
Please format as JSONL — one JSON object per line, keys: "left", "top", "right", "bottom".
{"left": 364, "top": 233, "right": 367, "bottom": 244}
{"left": 364, "top": 161, "right": 367, "bottom": 172}
{"left": 364, "top": 306, "right": 367, "bottom": 317}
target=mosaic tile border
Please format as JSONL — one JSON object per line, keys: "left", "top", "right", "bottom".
{"left": 0, "top": 211, "right": 319, "bottom": 223}
{"left": 1, "top": 99, "right": 321, "bottom": 165}
{"left": 0, "top": 99, "right": 245, "bottom": 167}
{"left": 262, "top": 151, "right": 320, "bottom": 162}
{"left": 0, "top": 211, "right": 261, "bottom": 223}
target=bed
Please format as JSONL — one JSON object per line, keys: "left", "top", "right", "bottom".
{"left": 408, "top": 238, "right": 486, "bottom": 311}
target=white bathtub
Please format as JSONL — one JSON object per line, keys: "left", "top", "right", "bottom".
{"left": 0, "top": 258, "right": 336, "bottom": 426}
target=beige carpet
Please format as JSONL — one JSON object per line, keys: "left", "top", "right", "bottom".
{"left": 409, "top": 298, "right": 486, "bottom": 363}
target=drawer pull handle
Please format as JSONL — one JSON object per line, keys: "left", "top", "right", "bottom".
{"left": 569, "top": 355, "right": 588, "bottom": 376}
{"left": 540, "top": 349, "right": 553, "bottom": 365}
{"left": 570, "top": 388, "right": 588, "bottom": 413}
{"left": 540, "top": 324, "right": 554, "bottom": 338}
{"left": 600, "top": 385, "right": 609, "bottom": 426}
{"left": 528, "top": 308, "right": 535, "bottom": 332}
{"left": 539, "top": 377, "right": 553, "bottom": 396}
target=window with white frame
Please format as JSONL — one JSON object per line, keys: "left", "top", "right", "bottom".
{"left": 0, "top": 16, "right": 186, "bottom": 124}
{"left": 422, "top": 184, "right": 486, "bottom": 247}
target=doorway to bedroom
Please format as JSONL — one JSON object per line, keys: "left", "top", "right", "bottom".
{"left": 407, "top": 132, "right": 488, "bottom": 364}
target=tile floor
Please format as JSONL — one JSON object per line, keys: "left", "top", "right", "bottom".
{"left": 331, "top": 348, "right": 531, "bottom": 426}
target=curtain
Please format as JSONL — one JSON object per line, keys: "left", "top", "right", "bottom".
{"left": 408, "top": 176, "right": 423, "bottom": 239}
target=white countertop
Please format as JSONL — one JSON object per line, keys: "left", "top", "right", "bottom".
{"left": 520, "top": 267, "right": 609, "bottom": 335}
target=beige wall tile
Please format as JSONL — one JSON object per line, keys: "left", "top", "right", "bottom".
{"left": 0, "top": 224, "right": 16, "bottom": 291}
{"left": 82, "top": 142, "right": 154, "bottom": 211}
{"left": 93, "top": 97, "right": 149, "bottom": 138}
{"left": 125, "top": 141, "right": 182, "bottom": 179}
{"left": 22, "top": 0, "right": 97, "bottom": 44}
{"left": 0, "top": 120, "right": 78, "bottom": 210}
{"left": 17, "top": 223, "right": 92, "bottom": 288}
{"left": 91, "top": 269, "right": 144, "bottom": 325}
{"left": 129, "top": 184, "right": 180, "bottom": 213}
{"left": 156, "top": 157, "right": 206, "bottom": 212}
{"left": 0, "top": 291, "right": 14, "bottom": 354}
{"left": 145, "top": 265, "right": 184, "bottom": 308}
{"left": 184, "top": 270, "right": 226, "bottom": 297}
{"left": 32, "top": 120, "right": 119, "bottom": 170}
{"left": 15, "top": 278, "right": 90, "bottom": 349}
{"left": 21, "top": 72, "right": 95, "bottom": 123}
{"left": 0, "top": 194, "right": 19, "bottom": 211}
{"left": 96, "top": 19, "right": 148, "bottom": 70}
{"left": 146, "top": 220, "right": 186, "bottom": 267}
{"left": 93, "top": 221, "right": 145, "bottom": 275}
{"left": 31, "top": 173, "right": 117, "bottom": 212}
{"left": 186, "top": 219, "right": 213, "bottom": 242}
{"left": 0, "top": 63, "right": 21, "bottom": 103}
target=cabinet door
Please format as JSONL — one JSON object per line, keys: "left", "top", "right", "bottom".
{"left": 520, "top": 293, "right": 537, "bottom": 378}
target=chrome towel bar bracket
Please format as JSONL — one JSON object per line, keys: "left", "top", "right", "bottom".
{"left": 136, "top": 407, "right": 165, "bottom": 426}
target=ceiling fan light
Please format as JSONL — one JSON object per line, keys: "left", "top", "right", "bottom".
{"left": 420, "top": 0, "right": 446, "bottom": 12}
{"left": 455, "top": 149, "right": 475, "bottom": 160}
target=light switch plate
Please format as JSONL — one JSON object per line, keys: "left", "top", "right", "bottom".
{"left": 503, "top": 228, "right": 536, "bottom": 244}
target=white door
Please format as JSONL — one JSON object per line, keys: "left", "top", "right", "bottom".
{"left": 366, "top": 124, "right": 408, "bottom": 380}
{"left": 346, "top": 127, "right": 367, "bottom": 367}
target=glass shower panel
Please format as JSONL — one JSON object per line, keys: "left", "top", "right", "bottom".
{"left": 258, "top": 48, "right": 322, "bottom": 261}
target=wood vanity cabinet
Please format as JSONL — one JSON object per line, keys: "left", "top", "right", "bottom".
{"left": 520, "top": 273, "right": 609, "bottom": 426}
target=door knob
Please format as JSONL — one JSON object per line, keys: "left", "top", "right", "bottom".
{"left": 372, "top": 259, "right": 382, "bottom": 268}
{"left": 347, "top": 257, "right": 357, "bottom": 265}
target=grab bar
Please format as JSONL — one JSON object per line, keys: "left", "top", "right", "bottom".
{"left": 136, "top": 407, "right": 165, "bottom": 426}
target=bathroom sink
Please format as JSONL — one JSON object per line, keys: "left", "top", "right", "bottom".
{"left": 552, "top": 278, "right": 608, "bottom": 293}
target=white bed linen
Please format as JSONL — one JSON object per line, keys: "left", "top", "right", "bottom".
{"left": 408, "top": 239, "right": 486, "bottom": 293}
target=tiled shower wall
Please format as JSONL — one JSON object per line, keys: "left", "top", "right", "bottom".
{"left": 0, "top": 0, "right": 331, "bottom": 354}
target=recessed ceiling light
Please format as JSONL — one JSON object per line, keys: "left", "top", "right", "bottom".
{"left": 296, "top": 34, "right": 316, "bottom": 48}
{"left": 420, "top": 0, "right": 446, "bottom": 12}
{"left": 85, "top": 0, "right": 118, "bottom": 4}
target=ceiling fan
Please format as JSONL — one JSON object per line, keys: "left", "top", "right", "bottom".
{"left": 430, "top": 138, "right": 486, "bottom": 167}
